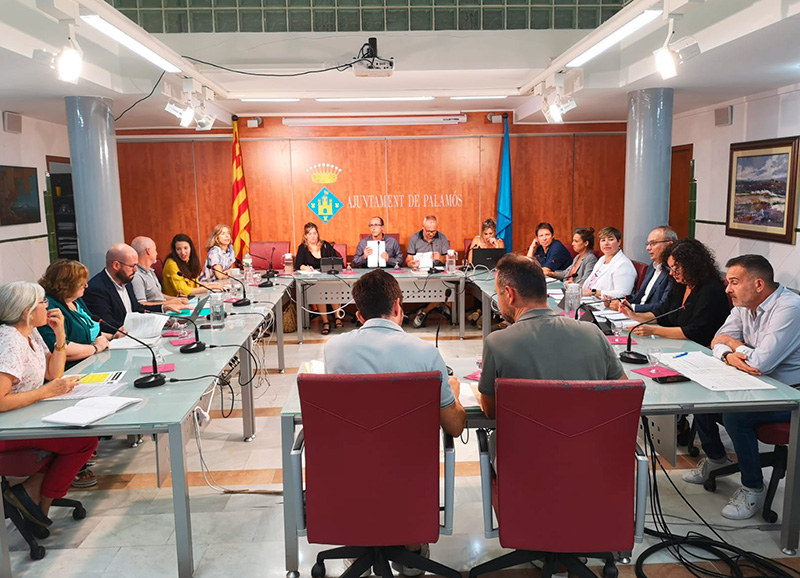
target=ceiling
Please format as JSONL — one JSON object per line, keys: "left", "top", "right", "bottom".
{"left": 1, "top": 0, "right": 799, "bottom": 129}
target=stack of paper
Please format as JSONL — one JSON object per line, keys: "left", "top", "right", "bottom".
{"left": 663, "top": 352, "right": 775, "bottom": 392}
{"left": 367, "top": 240, "right": 386, "bottom": 268}
{"left": 109, "top": 312, "right": 167, "bottom": 349}
{"left": 46, "top": 371, "right": 128, "bottom": 400}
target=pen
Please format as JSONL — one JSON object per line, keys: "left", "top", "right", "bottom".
{"left": 673, "top": 352, "right": 688, "bottom": 358}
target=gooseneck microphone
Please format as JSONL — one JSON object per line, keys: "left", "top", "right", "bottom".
{"left": 150, "top": 312, "right": 206, "bottom": 354}
{"left": 176, "top": 271, "right": 222, "bottom": 293}
{"left": 210, "top": 269, "right": 251, "bottom": 307}
{"left": 435, "top": 288, "right": 454, "bottom": 375}
{"left": 90, "top": 315, "right": 166, "bottom": 388}
{"left": 619, "top": 304, "right": 686, "bottom": 364}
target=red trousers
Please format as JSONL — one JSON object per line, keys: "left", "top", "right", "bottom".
{"left": 0, "top": 437, "right": 98, "bottom": 499}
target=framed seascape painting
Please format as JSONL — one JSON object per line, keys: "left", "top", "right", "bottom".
{"left": 0, "top": 165, "right": 41, "bottom": 226}
{"left": 726, "top": 137, "right": 799, "bottom": 244}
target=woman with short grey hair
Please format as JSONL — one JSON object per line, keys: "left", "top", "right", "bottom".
{"left": 0, "top": 281, "right": 98, "bottom": 530}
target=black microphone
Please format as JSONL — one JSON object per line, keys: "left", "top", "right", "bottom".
{"left": 266, "top": 247, "right": 277, "bottom": 278}
{"left": 435, "top": 288, "right": 454, "bottom": 376}
{"left": 149, "top": 312, "right": 206, "bottom": 354}
{"left": 90, "top": 315, "right": 166, "bottom": 388}
{"left": 176, "top": 271, "right": 222, "bottom": 293}
{"left": 619, "top": 304, "right": 687, "bottom": 364}
{"left": 211, "top": 269, "right": 251, "bottom": 307}
{"left": 249, "top": 249, "right": 277, "bottom": 286}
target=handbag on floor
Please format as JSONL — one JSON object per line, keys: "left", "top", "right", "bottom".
{"left": 283, "top": 303, "right": 297, "bottom": 333}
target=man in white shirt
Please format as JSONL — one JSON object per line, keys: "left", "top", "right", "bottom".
{"left": 683, "top": 255, "right": 800, "bottom": 519}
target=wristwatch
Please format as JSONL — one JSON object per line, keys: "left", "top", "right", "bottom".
{"left": 722, "top": 351, "right": 731, "bottom": 364}
{"left": 54, "top": 341, "right": 66, "bottom": 351}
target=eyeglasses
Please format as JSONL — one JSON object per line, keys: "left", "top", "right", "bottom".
{"left": 369, "top": 223, "right": 383, "bottom": 228}
{"left": 115, "top": 261, "right": 138, "bottom": 270}
{"left": 38, "top": 298, "right": 49, "bottom": 307}
{"left": 646, "top": 240, "right": 671, "bottom": 248}
{"left": 668, "top": 263, "right": 683, "bottom": 273}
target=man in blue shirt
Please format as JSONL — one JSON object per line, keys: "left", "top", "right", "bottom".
{"left": 683, "top": 255, "right": 800, "bottom": 519}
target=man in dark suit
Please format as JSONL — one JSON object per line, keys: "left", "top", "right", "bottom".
{"left": 83, "top": 243, "right": 179, "bottom": 329}
{"left": 610, "top": 226, "right": 677, "bottom": 314}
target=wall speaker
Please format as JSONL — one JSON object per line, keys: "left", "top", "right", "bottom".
{"left": 714, "top": 106, "right": 733, "bottom": 127}
{"left": 3, "top": 111, "right": 22, "bottom": 134}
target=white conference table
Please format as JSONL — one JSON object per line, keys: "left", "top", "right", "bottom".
{"left": 0, "top": 282, "right": 291, "bottom": 578}
{"left": 293, "top": 268, "right": 466, "bottom": 343}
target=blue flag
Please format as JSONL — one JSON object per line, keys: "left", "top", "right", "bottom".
{"left": 496, "top": 116, "right": 512, "bottom": 251}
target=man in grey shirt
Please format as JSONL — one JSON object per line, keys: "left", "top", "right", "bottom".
{"left": 130, "top": 236, "right": 188, "bottom": 307}
{"left": 351, "top": 216, "right": 404, "bottom": 268}
{"left": 684, "top": 255, "right": 800, "bottom": 520}
{"left": 405, "top": 216, "right": 452, "bottom": 328}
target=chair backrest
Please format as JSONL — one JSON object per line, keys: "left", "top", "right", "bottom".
{"left": 565, "top": 243, "right": 577, "bottom": 258}
{"left": 0, "top": 450, "right": 54, "bottom": 478}
{"left": 494, "top": 378, "right": 644, "bottom": 553}
{"left": 632, "top": 260, "right": 650, "bottom": 293}
{"left": 333, "top": 243, "right": 347, "bottom": 262}
{"left": 359, "top": 233, "right": 400, "bottom": 243}
{"left": 464, "top": 238, "right": 475, "bottom": 259}
{"left": 152, "top": 258, "right": 164, "bottom": 284}
{"left": 298, "top": 372, "right": 442, "bottom": 547}
{"left": 250, "top": 241, "right": 290, "bottom": 270}
{"left": 593, "top": 249, "right": 604, "bottom": 259}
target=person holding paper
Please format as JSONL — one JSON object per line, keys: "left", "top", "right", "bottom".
{"left": 352, "top": 216, "right": 403, "bottom": 268}
{"left": 467, "top": 218, "right": 505, "bottom": 264}
{"left": 0, "top": 281, "right": 98, "bottom": 528}
{"left": 581, "top": 226, "right": 637, "bottom": 299}
{"left": 684, "top": 255, "right": 800, "bottom": 520}
{"left": 37, "top": 259, "right": 115, "bottom": 369}
{"left": 406, "top": 216, "right": 451, "bottom": 328}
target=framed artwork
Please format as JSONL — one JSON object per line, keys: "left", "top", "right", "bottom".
{"left": 0, "top": 165, "right": 41, "bottom": 226}
{"left": 726, "top": 136, "right": 799, "bottom": 244}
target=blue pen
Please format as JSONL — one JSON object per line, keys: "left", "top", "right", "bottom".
{"left": 673, "top": 352, "right": 688, "bottom": 358}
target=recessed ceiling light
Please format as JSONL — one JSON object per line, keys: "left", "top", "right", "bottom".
{"left": 449, "top": 96, "right": 508, "bottom": 100}
{"left": 241, "top": 98, "right": 301, "bottom": 102}
{"left": 314, "top": 96, "right": 435, "bottom": 102}
{"left": 566, "top": 9, "right": 662, "bottom": 68}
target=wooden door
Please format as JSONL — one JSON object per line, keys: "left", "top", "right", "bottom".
{"left": 670, "top": 144, "right": 693, "bottom": 239}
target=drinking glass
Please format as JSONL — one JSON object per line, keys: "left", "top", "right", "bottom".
{"left": 612, "top": 321, "right": 623, "bottom": 351}
{"left": 646, "top": 347, "right": 662, "bottom": 374}
{"left": 476, "top": 355, "right": 483, "bottom": 370}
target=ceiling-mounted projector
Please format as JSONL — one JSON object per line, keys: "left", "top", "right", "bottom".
{"left": 353, "top": 37, "right": 394, "bottom": 77}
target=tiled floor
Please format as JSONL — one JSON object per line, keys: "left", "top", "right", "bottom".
{"left": 4, "top": 316, "right": 798, "bottom": 577}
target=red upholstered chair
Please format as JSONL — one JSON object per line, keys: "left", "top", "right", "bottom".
{"left": 152, "top": 258, "right": 164, "bottom": 284}
{"left": 704, "top": 422, "right": 789, "bottom": 523}
{"left": 566, "top": 244, "right": 578, "bottom": 258}
{"left": 632, "top": 260, "right": 650, "bottom": 293}
{"left": 472, "top": 378, "right": 647, "bottom": 578}
{"left": 0, "top": 450, "right": 87, "bottom": 560}
{"left": 292, "top": 372, "right": 459, "bottom": 578}
{"left": 359, "top": 233, "right": 400, "bottom": 243}
{"left": 333, "top": 243, "right": 347, "bottom": 263}
{"left": 249, "top": 241, "right": 290, "bottom": 271}
{"left": 594, "top": 249, "right": 604, "bottom": 259}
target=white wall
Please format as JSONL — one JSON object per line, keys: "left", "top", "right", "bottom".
{"left": 0, "top": 112, "right": 70, "bottom": 283}
{"left": 673, "top": 83, "right": 800, "bottom": 289}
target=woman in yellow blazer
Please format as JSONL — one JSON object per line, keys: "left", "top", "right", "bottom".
{"left": 162, "top": 234, "right": 224, "bottom": 297}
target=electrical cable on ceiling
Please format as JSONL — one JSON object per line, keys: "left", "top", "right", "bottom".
{"left": 114, "top": 70, "right": 166, "bottom": 121}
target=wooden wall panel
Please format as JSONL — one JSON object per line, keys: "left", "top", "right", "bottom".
{"left": 479, "top": 136, "right": 502, "bottom": 245}
{"left": 238, "top": 140, "right": 294, "bottom": 252}
{"left": 194, "top": 140, "right": 234, "bottom": 255}
{"left": 670, "top": 144, "right": 693, "bottom": 239}
{"left": 386, "top": 138, "right": 481, "bottom": 260}
{"left": 289, "top": 139, "right": 386, "bottom": 258}
{"left": 118, "top": 142, "right": 199, "bottom": 258}
{"left": 573, "top": 134, "right": 627, "bottom": 248}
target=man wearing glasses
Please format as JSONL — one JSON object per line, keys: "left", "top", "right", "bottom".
{"left": 609, "top": 225, "right": 677, "bottom": 313}
{"left": 84, "top": 243, "right": 179, "bottom": 329}
{"left": 351, "top": 216, "right": 403, "bottom": 268}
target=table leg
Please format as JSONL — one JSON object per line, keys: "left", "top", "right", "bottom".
{"left": 240, "top": 334, "right": 256, "bottom": 442}
{"left": 781, "top": 405, "right": 800, "bottom": 555}
{"left": 275, "top": 291, "right": 285, "bottom": 374}
{"left": 169, "top": 421, "right": 194, "bottom": 578}
{"left": 482, "top": 291, "right": 491, "bottom": 341}
{"left": 296, "top": 281, "right": 304, "bottom": 344}
{"left": 459, "top": 277, "right": 465, "bottom": 340}
{"left": 282, "top": 414, "right": 301, "bottom": 578}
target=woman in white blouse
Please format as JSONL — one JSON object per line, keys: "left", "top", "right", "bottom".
{"left": 581, "top": 226, "right": 637, "bottom": 299}
{"left": 0, "top": 281, "right": 97, "bottom": 529}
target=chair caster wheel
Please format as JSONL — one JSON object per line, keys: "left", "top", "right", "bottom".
{"left": 603, "top": 563, "right": 618, "bottom": 578}
{"left": 703, "top": 479, "right": 717, "bottom": 492}
{"left": 688, "top": 446, "right": 700, "bottom": 457}
{"left": 30, "top": 545, "right": 46, "bottom": 560}
{"left": 311, "top": 562, "right": 326, "bottom": 578}
{"left": 73, "top": 506, "right": 87, "bottom": 520}
{"left": 763, "top": 510, "right": 778, "bottom": 523}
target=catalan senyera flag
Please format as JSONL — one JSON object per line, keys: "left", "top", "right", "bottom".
{"left": 231, "top": 118, "right": 251, "bottom": 260}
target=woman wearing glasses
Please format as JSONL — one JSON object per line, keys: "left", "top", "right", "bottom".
{"left": 619, "top": 238, "right": 730, "bottom": 347}
{"left": 0, "top": 281, "right": 98, "bottom": 529}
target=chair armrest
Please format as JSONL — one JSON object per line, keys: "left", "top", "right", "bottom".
{"left": 634, "top": 443, "right": 649, "bottom": 544}
{"left": 441, "top": 431, "right": 455, "bottom": 536}
{"left": 476, "top": 429, "right": 498, "bottom": 539}
{"left": 291, "top": 428, "right": 306, "bottom": 533}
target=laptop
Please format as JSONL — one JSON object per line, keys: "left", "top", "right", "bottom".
{"left": 321, "top": 256, "right": 344, "bottom": 274}
{"left": 577, "top": 305, "right": 614, "bottom": 335}
{"left": 471, "top": 248, "right": 506, "bottom": 269}
{"left": 173, "top": 295, "right": 210, "bottom": 322}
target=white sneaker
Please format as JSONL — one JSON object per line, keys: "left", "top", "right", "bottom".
{"left": 390, "top": 544, "right": 430, "bottom": 577}
{"left": 412, "top": 311, "right": 427, "bottom": 328}
{"left": 681, "top": 456, "right": 734, "bottom": 484}
{"left": 721, "top": 485, "right": 766, "bottom": 520}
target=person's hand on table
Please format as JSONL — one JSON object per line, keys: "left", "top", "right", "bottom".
{"left": 726, "top": 352, "right": 762, "bottom": 375}
{"left": 618, "top": 300, "right": 635, "bottom": 318}
{"left": 632, "top": 323, "right": 656, "bottom": 337}
{"left": 163, "top": 302, "right": 183, "bottom": 314}
{"left": 42, "top": 376, "right": 82, "bottom": 399}
{"left": 711, "top": 334, "right": 745, "bottom": 350}
{"left": 93, "top": 335, "right": 110, "bottom": 353}
{"left": 607, "top": 299, "right": 621, "bottom": 311}
{"left": 448, "top": 375, "right": 461, "bottom": 398}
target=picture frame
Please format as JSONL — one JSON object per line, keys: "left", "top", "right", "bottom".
{"left": 725, "top": 136, "right": 799, "bottom": 244}
{"left": 0, "top": 165, "right": 42, "bottom": 226}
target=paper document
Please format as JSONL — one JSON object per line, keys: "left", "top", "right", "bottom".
{"left": 663, "top": 352, "right": 775, "bottom": 392}
{"left": 43, "top": 371, "right": 128, "bottom": 400}
{"left": 42, "top": 396, "right": 142, "bottom": 427}
{"left": 120, "top": 312, "right": 168, "bottom": 339}
{"left": 415, "top": 251, "right": 433, "bottom": 270}
{"left": 459, "top": 385, "right": 480, "bottom": 409}
{"left": 367, "top": 240, "right": 386, "bottom": 268}
{"left": 108, "top": 335, "right": 161, "bottom": 350}
{"left": 546, "top": 277, "right": 559, "bottom": 284}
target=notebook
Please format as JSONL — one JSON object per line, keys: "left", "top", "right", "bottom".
{"left": 42, "top": 397, "right": 142, "bottom": 427}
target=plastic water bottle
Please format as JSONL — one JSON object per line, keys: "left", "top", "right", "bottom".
{"left": 445, "top": 250, "right": 456, "bottom": 274}
{"left": 564, "top": 283, "right": 581, "bottom": 320}
{"left": 283, "top": 253, "right": 294, "bottom": 274}
{"left": 242, "top": 252, "right": 253, "bottom": 284}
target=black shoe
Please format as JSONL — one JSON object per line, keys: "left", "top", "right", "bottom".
{"left": 4, "top": 485, "right": 52, "bottom": 528}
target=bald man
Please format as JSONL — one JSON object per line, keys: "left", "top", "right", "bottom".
{"left": 83, "top": 242, "right": 180, "bottom": 329}
{"left": 130, "top": 236, "right": 188, "bottom": 308}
